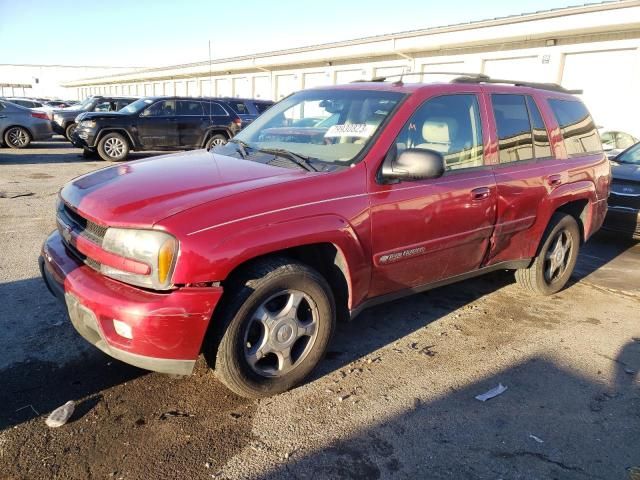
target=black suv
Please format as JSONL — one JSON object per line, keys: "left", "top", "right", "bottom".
{"left": 53, "top": 96, "right": 137, "bottom": 140}
{"left": 215, "top": 98, "right": 273, "bottom": 126}
{"left": 71, "top": 97, "right": 249, "bottom": 162}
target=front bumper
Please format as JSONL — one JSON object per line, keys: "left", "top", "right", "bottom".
{"left": 602, "top": 206, "right": 640, "bottom": 239}
{"left": 40, "top": 230, "right": 223, "bottom": 375}
{"left": 70, "top": 127, "right": 98, "bottom": 148}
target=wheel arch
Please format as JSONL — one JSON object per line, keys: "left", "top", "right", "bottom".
{"left": 95, "top": 128, "right": 136, "bottom": 148}
{"left": 201, "top": 128, "right": 231, "bottom": 148}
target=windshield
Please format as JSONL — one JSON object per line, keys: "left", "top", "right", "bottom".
{"left": 119, "top": 98, "right": 155, "bottom": 114}
{"left": 231, "top": 89, "right": 404, "bottom": 164}
{"left": 66, "top": 97, "right": 94, "bottom": 111}
{"left": 617, "top": 143, "right": 640, "bottom": 165}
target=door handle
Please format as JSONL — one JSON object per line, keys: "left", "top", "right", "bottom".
{"left": 547, "top": 174, "right": 562, "bottom": 187}
{"left": 471, "top": 187, "right": 491, "bottom": 201}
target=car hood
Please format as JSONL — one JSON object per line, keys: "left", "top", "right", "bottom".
{"left": 60, "top": 150, "right": 306, "bottom": 227}
{"left": 78, "top": 111, "right": 126, "bottom": 121}
{"left": 611, "top": 162, "right": 640, "bottom": 182}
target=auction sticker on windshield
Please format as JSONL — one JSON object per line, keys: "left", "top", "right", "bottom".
{"left": 324, "top": 124, "right": 376, "bottom": 138}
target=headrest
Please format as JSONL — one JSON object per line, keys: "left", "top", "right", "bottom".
{"left": 422, "top": 118, "right": 456, "bottom": 144}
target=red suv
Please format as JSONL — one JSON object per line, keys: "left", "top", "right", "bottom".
{"left": 40, "top": 75, "right": 610, "bottom": 398}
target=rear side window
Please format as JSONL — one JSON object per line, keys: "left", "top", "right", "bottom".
{"left": 177, "top": 100, "right": 204, "bottom": 116}
{"left": 208, "top": 102, "right": 228, "bottom": 116}
{"left": 227, "top": 101, "right": 250, "bottom": 114}
{"left": 254, "top": 102, "right": 271, "bottom": 114}
{"left": 548, "top": 99, "right": 601, "bottom": 156}
{"left": 492, "top": 94, "right": 534, "bottom": 163}
{"left": 526, "top": 96, "right": 552, "bottom": 158}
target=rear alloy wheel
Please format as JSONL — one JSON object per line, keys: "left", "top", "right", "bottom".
{"left": 4, "top": 127, "right": 31, "bottom": 149}
{"left": 65, "top": 123, "right": 77, "bottom": 141}
{"left": 515, "top": 213, "right": 580, "bottom": 295}
{"left": 97, "top": 132, "right": 129, "bottom": 162}
{"left": 205, "top": 134, "right": 227, "bottom": 150}
{"left": 211, "top": 258, "right": 335, "bottom": 398}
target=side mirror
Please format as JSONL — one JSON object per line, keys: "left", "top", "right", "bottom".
{"left": 381, "top": 147, "right": 445, "bottom": 183}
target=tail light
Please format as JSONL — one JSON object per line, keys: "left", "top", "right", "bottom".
{"left": 233, "top": 118, "right": 242, "bottom": 127}
{"left": 31, "top": 111, "right": 49, "bottom": 120}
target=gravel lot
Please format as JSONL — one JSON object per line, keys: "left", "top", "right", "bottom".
{"left": 1, "top": 139, "right": 639, "bottom": 480}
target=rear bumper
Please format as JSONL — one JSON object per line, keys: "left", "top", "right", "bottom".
{"left": 40, "top": 230, "right": 223, "bottom": 375}
{"left": 31, "top": 121, "right": 53, "bottom": 141}
{"left": 602, "top": 206, "right": 640, "bottom": 239}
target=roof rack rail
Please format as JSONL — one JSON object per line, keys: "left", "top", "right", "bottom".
{"left": 357, "top": 72, "right": 490, "bottom": 83}
{"left": 452, "top": 75, "right": 582, "bottom": 94}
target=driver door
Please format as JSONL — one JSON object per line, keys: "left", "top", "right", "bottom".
{"left": 137, "top": 99, "right": 179, "bottom": 148}
{"left": 368, "top": 92, "right": 497, "bottom": 297}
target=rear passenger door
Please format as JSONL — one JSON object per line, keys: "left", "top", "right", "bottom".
{"left": 485, "top": 93, "right": 557, "bottom": 264}
{"left": 177, "top": 100, "right": 207, "bottom": 147}
{"left": 369, "top": 93, "right": 497, "bottom": 297}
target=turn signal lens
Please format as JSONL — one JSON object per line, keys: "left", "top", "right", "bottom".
{"left": 158, "top": 238, "right": 177, "bottom": 285}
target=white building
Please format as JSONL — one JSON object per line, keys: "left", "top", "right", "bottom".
{"left": 64, "top": 1, "right": 640, "bottom": 133}
{"left": 0, "top": 64, "right": 139, "bottom": 99}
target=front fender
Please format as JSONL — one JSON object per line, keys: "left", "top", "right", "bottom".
{"left": 175, "top": 214, "right": 371, "bottom": 309}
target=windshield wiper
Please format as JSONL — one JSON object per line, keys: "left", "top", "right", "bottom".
{"left": 227, "top": 138, "right": 251, "bottom": 159}
{"left": 257, "top": 147, "right": 318, "bottom": 172}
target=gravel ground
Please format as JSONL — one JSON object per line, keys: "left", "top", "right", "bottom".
{"left": 1, "top": 140, "right": 639, "bottom": 480}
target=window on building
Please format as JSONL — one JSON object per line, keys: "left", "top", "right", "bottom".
{"left": 492, "top": 94, "right": 534, "bottom": 163}
{"left": 395, "top": 94, "right": 484, "bottom": 171}
{"left": 548, "top": 99, "right": 601, "bottom": 156}
{"left": 526, "top": 96, "right": 552, "bottom": 158}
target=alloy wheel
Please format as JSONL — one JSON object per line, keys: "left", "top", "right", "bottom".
{"left": 104, "top": 137, "right": 125, "bottom": 158}
{"left": 544, "top": 229, "right": 573, "bottom": 284}
{"left": 243, "top": 289, "right": 319, "bottom": 377}
{"left": 7, "top": 128, "right": 29, "bottom": 147}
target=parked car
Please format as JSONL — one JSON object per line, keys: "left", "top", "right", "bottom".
{"left": 600, "top": 129, "right": 638, "bottom": 159}
{"left": 603, "top": 141, "right": 640, "bottom": 239}
{"left": 0, "top": 99, "right": 53, "bottom": 148}
{"left": 214, "top": 98, "right": 273, "bottom": 126}
{"left": 3, "top": 97, "right": 44, "bottom": 109}
{"left": 52, "top": 96, "right": 136, "bottom": 141}
{"left": 70, "top": 96, "right": 245, "bottom": 161}
{"left": 40, "top": 76, "right": 610, "bottom": 398}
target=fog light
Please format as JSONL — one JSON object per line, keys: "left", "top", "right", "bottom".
{"left": 113, "top": 319, "right": 133, "bottom": 339}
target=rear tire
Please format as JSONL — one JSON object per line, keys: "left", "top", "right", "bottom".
{"left": 515, "top": 213, "right": 580, "bottom": 295}
{"left": 97, "top": 132, "right": 129, "bottom": 162}
{"left": 210, "top": 258, "right": 335, "bottom": 398}
{"left": 205, "top": 134, "right": 227, "bottom": 150}
{"left": 65, "top": 123, "right": 77, "bottom": 141}
{"left": 4, "top": 127, "right": 31, "bottom": 149}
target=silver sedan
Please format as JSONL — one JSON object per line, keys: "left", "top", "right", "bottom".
{"left": 0, "top": 100, "right": 53, "bottom": 149}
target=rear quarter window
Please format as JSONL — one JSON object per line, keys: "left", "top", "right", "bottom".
{"left": 548, "top": 99, "right": 601, "bottom": 156}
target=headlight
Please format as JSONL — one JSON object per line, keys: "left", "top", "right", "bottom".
{"left": 101, "top": 228, "right": 178, "bottom": 290}
{"left": 79, "top": 120, "right": 96, "bottom": 129}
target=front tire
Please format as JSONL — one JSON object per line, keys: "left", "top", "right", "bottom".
{"left": 205, "top": 134, "right": 227, "bottom": 150}
{"left": 65, "top": 123, "right": 77, "bottom": 141}
{"left": 515, "top": 213, "right": 580, "bottom": 295}
{"left": 97, "top": 132, "right": 129, "bottom": 162}
{"left": 211, "top": 258, "right": 335, "bottom": 398}
{"left": 4, "top": 127, "right": 31, "bottom": 149}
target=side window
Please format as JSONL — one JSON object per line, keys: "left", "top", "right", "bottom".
{"left": 177, "top": 100, "right": 204, "bottom": 116}
{"left": 526, "top": 96, "right": 552, "bottom": 158}
{"left": 209, "top": 103, "right": 228, "bottom": 116}
{"left": 94, "top": 101, "right": 117, "bottom": 112}
{"left": 616, "top": 132, "right": 635, "bottom": 150}
{"left": 142, "top": 100, "right": 176, "bottom": 117}
{"left": 116, "top": 99, "right": 133, "bottom": 110}
{"left": 229, "top": 102, "right": 250, "bottom": 114}
{"left": 548, "top": 99, "right": 601, "bottom": 156}
{"left": 395, "top": 94, "right": 484, "bottom": 171}
{"left": 254, "top": 102, "right": 271, "bottom": 114}
{"left": 492, "top": 94, "right": 534, "bottom": 163}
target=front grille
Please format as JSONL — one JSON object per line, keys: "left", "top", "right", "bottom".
{"left": 57, "top": 202, "right": 107, "bottom": 273}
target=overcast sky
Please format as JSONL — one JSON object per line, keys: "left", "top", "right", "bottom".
{"left": 0, "top": 0, "right": 583, "bottom": 67}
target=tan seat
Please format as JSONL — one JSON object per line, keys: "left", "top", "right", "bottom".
{"left": 414, "top": 117, "right": 458, "bottom": 153}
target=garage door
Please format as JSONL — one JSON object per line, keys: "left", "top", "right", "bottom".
{"left": 215, "top": 78, "right": 231, "bottom": 97}
{"left": 562, "top": 49, "right": 638, "bottom": 135}
{"left": 233, "top": 77, "right": 250, "bottom": 98}
{"left": 483, "top": 56, "right": 545, "bottom": 82}
{"left": 303, "top": 72, "right": 332, "bottom": 89}
{"left": 335, "top": 69, "right": 366, "bottom": 84}
{"left": 276, "top": 74, "right": 296, "bottom": 100}
{"left": 422, "top": 62, "right": 471, "bottom": 83}
{"left": 253, "top": 76, "right": 271, "bottom": 100}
